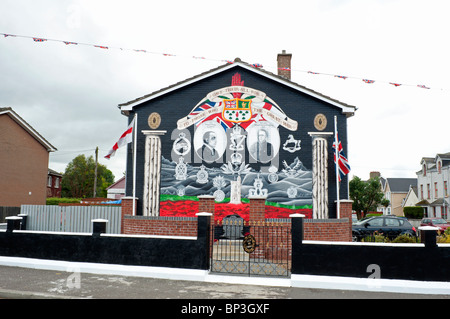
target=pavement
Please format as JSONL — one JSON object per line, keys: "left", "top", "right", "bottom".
{"left": 0, "top": 256, "right": 449, "bottom": 301}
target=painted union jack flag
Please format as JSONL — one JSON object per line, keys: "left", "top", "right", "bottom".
{"left": 189, "top": 102, "right": 234, "bottom": 131}
{"left": 332, "top": 133, "right": 351, "bottom": 182}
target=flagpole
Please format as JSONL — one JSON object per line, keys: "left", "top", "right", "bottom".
{"left": 334, "top": 115, "right": 340, "bottom": 219}
{"left": 132, "top": 113, "right": 137, "bottom": 216}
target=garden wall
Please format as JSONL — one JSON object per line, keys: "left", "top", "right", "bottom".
{"left": 121, "top": 197, "right": 353, "bottom": 242}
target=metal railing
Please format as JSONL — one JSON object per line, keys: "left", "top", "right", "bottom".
{"left": 20, "top": 205, "right": 121, "bottom": 234}
{"left": 210, "top": 218, "right": 291, "bottom": 277}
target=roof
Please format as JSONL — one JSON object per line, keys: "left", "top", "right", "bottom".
{"left": 0, "top": 107, "right": 57, "bottom": 152}
{"left": 416, "top": 199, "right": 430, "bottom": 206}
{"left": 119, "top": 58, "right": 357, "bottom": 117}
{"left": 106, "top": 176, "right": 125, "bottom": 190}
{"left": 48, "top": 168, "right": 62, "bottom": 177}
{"left": 430, "top": 198, "right": 447, "bottom": 206}
{"left": 386, "top": 178, "right": 417, "bottom": 193}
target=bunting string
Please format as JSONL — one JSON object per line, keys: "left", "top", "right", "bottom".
{"left": 278, "top": 67, "right": 434, "bottom": 90}
{"left": 1, "top": 32, "right": 439, "bottom": 91}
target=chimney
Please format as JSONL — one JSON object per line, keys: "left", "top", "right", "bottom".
{"left": 370, "top": 171, "right": 381, "bottom": 179}
{"left": 277, "top": 50, "right": 292, "bottom": 80}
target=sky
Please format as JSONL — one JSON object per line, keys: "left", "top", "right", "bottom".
{"left": 1, "top": 0, "right": 449, "bottom": 183}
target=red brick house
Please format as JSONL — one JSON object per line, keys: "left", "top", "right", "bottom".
{"left": 106, "top": 176, "right": 125, "bottom": 200}
{"left": 0, "top": 107, "right": 57, "bottom": 206}
{"left": 47, "top": 169, "right": 62, "bottom": 198}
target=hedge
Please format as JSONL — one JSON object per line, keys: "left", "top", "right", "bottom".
{"left": 46, "top": 197, "right": 82, "bottom": 206}
{"left": 403, "top": 206, "right": 424, "bottom": 219}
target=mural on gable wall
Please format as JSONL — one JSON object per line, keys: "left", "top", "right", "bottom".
{"left": 159, "top": 73, "right": 313, "bottom": 220}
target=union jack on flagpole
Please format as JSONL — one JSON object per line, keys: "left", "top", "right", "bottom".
{"left": 333, "top": 116, "right": 351, "bottom": 219}
{"left": 332, "top": 131, "right": 351, "bottom": 182}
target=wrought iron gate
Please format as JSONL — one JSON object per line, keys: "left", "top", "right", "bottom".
{"left": 210, "top": 216, "right": 291, "bottom": 277}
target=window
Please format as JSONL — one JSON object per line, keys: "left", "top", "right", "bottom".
{"left": 423, "top": 164, "right": 427, "bottom": 176}
{"left": 420, "top": 185, "right": 424, "bottom": 200}
{"left": 55, "top": 178, "right": 59, "bottom": 188}
{"left": 445, "top": 181, "right": 448, "bottom": 197}
{"left": 367, "top": 218, "right": 383, "bottom": 227}
{"left": 435, "top": 182, "right": 438, "bottom": 198}
{"left": 438, "top": 161, "right": 442, "bottom": 174}
{"left": 427, "top": 184, "right": 430, "bottom": 199}
{"left": 47, "top": 176, "right": 52, "bottom": 187}
{"left": 385, "top": 218, "right": 400, "bottom": 227}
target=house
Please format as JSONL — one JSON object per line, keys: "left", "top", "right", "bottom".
{"left": 416, "top": 152, "right": 450, "bottom": 219}
{"left": 117, "top": 52, "right": 356, "bottom": 219}
{"left": 402, "top": 185, "right": 419, "bottom": 208}
{"left": 106, "top": 176, "right": 125, "bottom": 200}
{"left": 0, "top": 107, "right": 57, "bottom": 206}
{"left": 47, "top": 169, "right": 62, "bottom": 198}
{"left": 381, "top": 178, "right": 417, "bottom": 216}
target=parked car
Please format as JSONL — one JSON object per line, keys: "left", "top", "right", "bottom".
{"left": 352, "top": 216, "right": 417, "bottom": 242}
{"left": 420, "top": 218, "right": 450, "bottom": 233}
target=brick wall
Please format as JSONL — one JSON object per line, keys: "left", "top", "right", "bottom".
{"left": 0, "top": 114, "right": 49, "bottom": 206}
{"left": 304, "top": 219, "right": 351, "bottom": 241}
{"left": 123, "top": 216, "right": 197, "bottom": 237}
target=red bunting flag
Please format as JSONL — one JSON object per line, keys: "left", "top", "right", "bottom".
{"left": 362, "top": 79, "right": 375, "bottom": 84}
{"left": 33, "top": 38, "right": 47, "bottom": 42}
{"left": 390, "top": 82, "right": 402, "bottom": 87}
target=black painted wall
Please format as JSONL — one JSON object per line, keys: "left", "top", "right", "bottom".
{"left": 0, "top": 216, "right": 211, "bottom": 270}
{"left": 292, "top": 242, "right": 450, "bottom": 282}
{"left": 124, "top": 65, "right": 350, "bottom": 217}
{"left": 2, "top": 217, "right": 450, "bottom": 282}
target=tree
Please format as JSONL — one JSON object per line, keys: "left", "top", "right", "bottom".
{"left": 349, "top": 176, "right": 389, "bottom": 219}
{"left": 61, "top": 154, "right": 115, "bottom": 198}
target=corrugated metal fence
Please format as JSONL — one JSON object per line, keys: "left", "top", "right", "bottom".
{"left": 20, "top": 205, "right": 121, "bottom": 234}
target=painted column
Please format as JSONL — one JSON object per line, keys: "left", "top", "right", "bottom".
{"left": 308, "top": 132, "right": 333, "bottom": 219}
{"left": 142, "top": 130, "right": 166, "bottom": 216}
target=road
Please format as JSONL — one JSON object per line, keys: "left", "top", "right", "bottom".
{"left": 0, "top": 265, "right": 448, "bottom": 300}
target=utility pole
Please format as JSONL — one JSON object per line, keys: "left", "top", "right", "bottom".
{"left": 93, "top": 146, "right": 98, "bottom": 198}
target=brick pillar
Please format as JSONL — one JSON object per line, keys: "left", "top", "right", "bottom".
{"left": 249, "top": 196, "right": 267, "bottom": 259}
{"left": 121, "top": 196, "right": 138, "bottom": 234}
{"left": 336, "top": 199, "right": 353, "bottom": 241}
{"left": 198, "top": 195, "right": 215, "bottom": 218}
{"left": 249, "top": 196, "right": 266, "bottom": 224}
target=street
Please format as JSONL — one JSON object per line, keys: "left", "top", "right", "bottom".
{"left": 0, "top": 265, "right": 448, "bottom": 300}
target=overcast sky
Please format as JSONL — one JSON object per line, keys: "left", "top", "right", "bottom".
{"left": 1, "top": 0, "right": 449, "bottom": 182}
